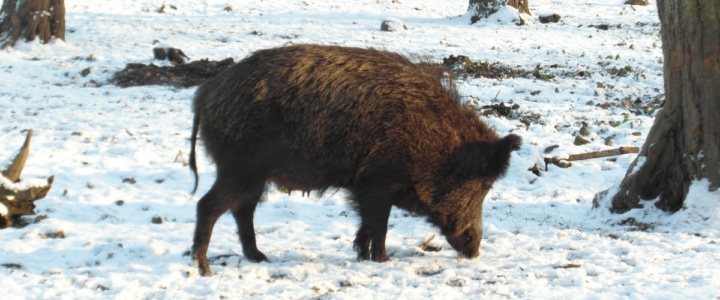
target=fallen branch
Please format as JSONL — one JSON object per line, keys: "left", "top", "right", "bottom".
{"left": 547, "top": 147, "right": 640, "bottom": 168}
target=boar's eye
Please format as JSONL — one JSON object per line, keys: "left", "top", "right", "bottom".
{"left": 464, "top": 232, "right": 474, "bottom": 245}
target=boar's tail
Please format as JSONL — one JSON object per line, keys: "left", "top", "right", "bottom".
{"left": 189, "top": 112, "right": 200, "bottom": 195}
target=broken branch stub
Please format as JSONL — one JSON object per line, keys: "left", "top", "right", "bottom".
{"left": 1, "top": 129, "right": 32, "bottom": 182}
{"left": 1, "top": 129, "right": 53, "bottom": 229}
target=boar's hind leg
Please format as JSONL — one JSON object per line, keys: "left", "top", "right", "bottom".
{"left": 192, "top": 182, "right": 231, "bottom": 276}
{"left": 351, "top": 188, "right": 394, "bottom": 263}
{"left": 192, "top": 175, "right": 266, "bottom": 276}
{"left": 229, "top": 185, "right": 268, "bottom": 263}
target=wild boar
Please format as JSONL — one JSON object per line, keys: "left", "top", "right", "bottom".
{"left": 189, "top": 44, "right": 521, "bottom": 276}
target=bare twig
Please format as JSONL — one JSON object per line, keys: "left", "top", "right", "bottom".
{"left": 420, "top": 234, "right": 436, "bottom": 251}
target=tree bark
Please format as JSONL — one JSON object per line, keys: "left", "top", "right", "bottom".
{"left": 0, "top": 0, "right": 66, "bottom": 48}
{"left": 595, "top": 0, "right": 720, "bottom": 213}
{"left": 468, "top": 0, "right": 530, "bottom": 24}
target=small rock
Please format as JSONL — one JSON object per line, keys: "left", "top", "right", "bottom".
{"left": 34, "top": 215, "right": 49, "bottom": 223}
{"left": 1, "top": 263, "right": 22, "bottom": 270}
{"left": 625, "top": 0, "right": 648, "bottom": 5}
{"left": 153, "top": 47, "right": 190, "bottom": 65}
{"left": 539, "top": 13, "right": 561, "bottom": 24}
{"left": 544, "top": 145, "right": 560, "bottom": 154}
{"left": 381, "top": 18, "right": 407, "bottom": 32}
{"left": 579, "top": 125, "right": 591, "bottom": 136}
{"left": 574, "top": 136, "right": 591, "bottom": 146}
{"left": 555, "top": 263, "right": 582, "bottom": 269}
{"left": 443, "top": 54, "right": 472, "bottom": 70}
{"left": 339, "top": 280, "right": 354, "bottom": 287}
{"left": 123, "top": 177, "right": 137, "bottom": 184}
{"left": 595, "top": 24, "right": 610, "bottom": 31}
{"left": 80, "top": 67, "right": 91, "bottom": 77}
{"left": 40, "top": 231, "right": 66, "bottom": 239}
{"left": 167, "top": 48, "right": 189, "bottom": 65}
{"left": 605, "top": 137, "right": 615, "bottom": 146}
{"left": 151, "top": 216, "right": 163, "bottom": 224}
{"left": 528, "top": 164, "right": 542, "bottom": 176}
{"left": 447, "top": 278, "right": 466, "bottom": 287}
{"left": 153, "top": 47, "right": 167, "bottom": 60}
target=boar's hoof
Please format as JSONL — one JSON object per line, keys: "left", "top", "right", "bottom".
{"left": 353, "top": 239, "right": 370, "bottom": 261}
{"left": 193, "top": 256, "right": 213, "bottom": 277}
{"left": 371, "top": 252, "right": 389, "bottom": 263}
{"left": 355, "top": 245, "right": 389, "bottom": 262}
{"left": 356, "top": 250, "right": 370, "bottom": 262}
{"left": 244, "top": 249, "right": 269, "bottom": 263}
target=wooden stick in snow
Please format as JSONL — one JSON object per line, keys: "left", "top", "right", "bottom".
{"left": 566, "top": 147, "right": 640, "bottom": 161}
{"left": 547, "top": 146, "right": 640, "bottom": 168}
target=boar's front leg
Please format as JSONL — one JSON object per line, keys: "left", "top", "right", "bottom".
{"left": 351, "top": 187, "right": 394, "bottom": 263}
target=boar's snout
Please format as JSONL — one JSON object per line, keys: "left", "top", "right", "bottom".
{"left": 445, "top": 225, "right": 481, "bottom": 259}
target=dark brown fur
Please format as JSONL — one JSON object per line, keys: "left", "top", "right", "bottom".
{"left": 189, "top": 44, "right": 521, "bottom": 276}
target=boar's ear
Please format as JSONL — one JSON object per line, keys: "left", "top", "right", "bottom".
{"left": 453, "top": 134, "right": 522, "bottom": 179}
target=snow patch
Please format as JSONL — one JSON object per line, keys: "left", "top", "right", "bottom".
{"left": 663, "top": 179, "right": 720, "bottom": 231}
{"left": 627, "top": 155, "right": 646, "bottom": 177}
{"left": 0, "top": 174, "right": 50, "bottom": 192}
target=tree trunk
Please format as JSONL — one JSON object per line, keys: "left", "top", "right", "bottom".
{"left": 594, "top": 0, "right": 720, "bottom": 213}
{"left": 468, "top": 0, "right": 530, "bottom": 24}
{"left": 0, "top": 0, "right": 65, "bottom": 49}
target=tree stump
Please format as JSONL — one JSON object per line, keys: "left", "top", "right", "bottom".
{"left": 0, "top": 0, "right": 66, "bottom": 48}
{"left": 1, "top": 130, "right": 54, "bottom": 229}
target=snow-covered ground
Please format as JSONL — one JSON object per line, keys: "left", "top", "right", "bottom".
{"left": 1, "top": 0, "right": 718, "bottom": 298}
